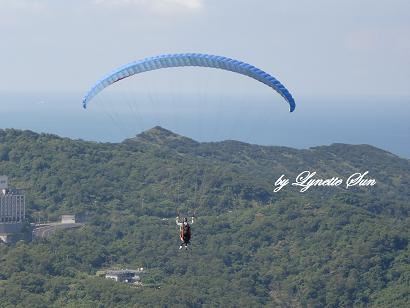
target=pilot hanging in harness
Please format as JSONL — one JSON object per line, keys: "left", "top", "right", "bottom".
{"left": 176, "top": 216, "right": 194, "bottom": 250}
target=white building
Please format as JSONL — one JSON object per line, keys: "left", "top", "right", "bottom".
{"left": 61, "top": 215, "right": 76, "bottom": 224}
{"left": 0, "top": 176, "right": 25, "bottom": 223}
{"left": 105, "top": 269, "right": 142, "bottom": 283}
{"left": 0, "top": 176, "right": 26, "bottom": 243}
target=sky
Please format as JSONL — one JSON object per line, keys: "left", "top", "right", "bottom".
{"left": 0, "top": 0, "right": 409, "bottom": 157}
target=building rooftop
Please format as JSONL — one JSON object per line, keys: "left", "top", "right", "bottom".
{"left": 106, "top": 268, "right": 144, "bottom": 275}
{"left": 1, "top": 188, "right": 25, "bottom": 196}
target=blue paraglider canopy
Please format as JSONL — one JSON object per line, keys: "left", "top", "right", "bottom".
{"left": 82, "top": 53, "right": 296, "bottom": 112}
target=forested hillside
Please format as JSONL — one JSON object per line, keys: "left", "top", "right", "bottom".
{"left": 0, "top": 127, "right": 409, "bottom": 307}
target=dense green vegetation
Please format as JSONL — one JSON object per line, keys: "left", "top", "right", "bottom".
{"left": 0, "top": 127, "right": 409, "bottom": 307}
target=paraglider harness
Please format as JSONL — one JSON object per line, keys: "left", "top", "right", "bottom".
{"left": 176, "top": 215, "right": 194, "bottom": 248}
{"left": 180, "top": 222, "right": 191, "bottom": 243}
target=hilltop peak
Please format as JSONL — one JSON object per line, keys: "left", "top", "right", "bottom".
{"left": 124, "top": 126, "right": 198, "bottom": 147}
{"left": 140, "top": 126, "right": 179, "bottom": 138}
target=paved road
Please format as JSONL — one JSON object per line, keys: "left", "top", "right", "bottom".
{"left": 33, "top": 223, "right": 83, "bottom": 238}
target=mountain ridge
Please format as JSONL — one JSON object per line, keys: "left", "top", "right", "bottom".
{"left": 1, "top": 127, "right": 406, "bottom": 161}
